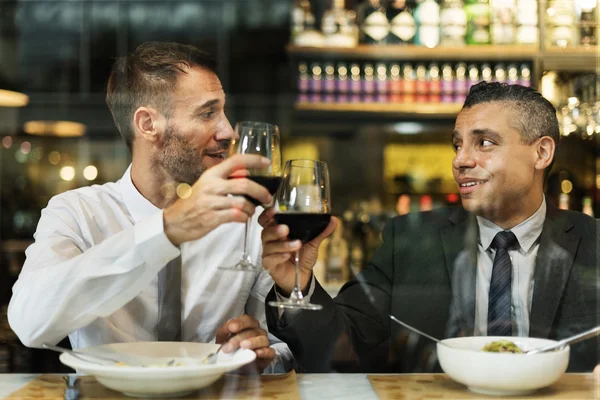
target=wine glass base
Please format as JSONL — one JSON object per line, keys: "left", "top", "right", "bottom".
{"left": 219, "top": 260, "right": 260, "bottom": 272}
{"left": 268, "top": 300, "right": 323, "bottom": 311}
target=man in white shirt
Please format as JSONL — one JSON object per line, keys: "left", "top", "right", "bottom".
{"left": 8, "top": 41, "right": 291, "bottom": 372}
{"left": 260, "top": 82, "right": 598, "bottom": 372}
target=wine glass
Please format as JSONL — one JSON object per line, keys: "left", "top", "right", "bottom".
{"left": 220, "top": 121, "right": 282, "bottom": 272}
{"left": 268, "top": 159, "right": 332, "bottom": 310}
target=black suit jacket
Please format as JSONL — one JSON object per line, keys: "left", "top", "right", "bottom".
{"left": 266, "top": 204, "right": 599, "bottom": 372}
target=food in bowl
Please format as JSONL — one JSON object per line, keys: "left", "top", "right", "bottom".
{"left": 482, "top": 340, "right": 523, "bottom": 353}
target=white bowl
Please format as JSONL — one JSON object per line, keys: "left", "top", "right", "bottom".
{"left": 59, "top": 342, "right": 256, "bottom": 398}
{"left": 437, "top": 336, "right": 569, "bottom": 396}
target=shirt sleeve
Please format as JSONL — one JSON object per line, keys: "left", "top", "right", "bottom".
{"left": 7, "top": 193, "right": 180, "bottom": 348}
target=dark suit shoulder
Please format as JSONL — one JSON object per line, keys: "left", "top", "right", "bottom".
{"left": 387, "top": 206, "right": 465, "bottom": 235}
{"left": 550, "top": 208, "right": 597, "bottom": 238}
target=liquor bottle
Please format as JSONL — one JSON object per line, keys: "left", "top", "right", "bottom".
{"left": 441, "top": 63, "right": 455, "bottom": 103}
{"left": 402, "top": 64, "right": 417, "bottom": 103}
{"left": 309, "top": 62, "right": 323, "bottom": 102}
{"left": 323, "top": 62, "right": 336, "bottom": 102}
{"left": 518, "top": 63, "right": 531, "bottom": 87}
{"left": 578, "top": 0, "right": 597, "bottom": 46}
{"left": 465, "top": 0, "right": 492, "bottom": 44}
{"left": 491, "top": 0, "right": 516, "bottom": 44}
{"left": 558, "top": 193, "right": 569, "bottom": 210}
{"left": 415, "top": 63, "right": 429, "bottom": 102}
{"left": 440, "top": 0, "right": 467, "bottom": 46}
{"left": 582, "top": 196, "right": 594, "bottom": 216}
{"left": 336, "top": 63, "right": 350, "bottom": 103}
{"left": 415, "top": 0, "right": 441, "bottom": 48}
{"left": 375, "top": 63, "right": 389, "bottom": 102}
{"left": 293, "top": 0, "right": 325, "bottom": 47}
{"left": 291, "top": 0, "right": 307, "bottom": 44}
{"left": 298, "top": 62, "right": 310, "bottom": 103}
{"left": 429, "top": 63, "right": 442, "bottom": 102}
{"left": 390, "top": 64, "right": 403, "bottom": 102}
{"left": 481, "top": 63, "right": 493, "bottom": 82}
{"left": 494, "top": 63, "right": 507, "bottom": 82}
{"left": 363, "top": 63, "right": 376, "bottom": 102}
{"left": 515, "top": 0, "right": 538, "bottom": 44}
{"left": 507, "top": 63, "right": 519, "bottom": 84}
{"left": 322, "top": 0, "right": 359, "bottom": 47}
{"left": 357, "top": 0, "right": 390, "bottom": 45}
{"left": 349, "top": 63, "right": 362, "bottom": 102}
{"left": 454, "top": 62, "right": 468, "bottom": 102}
{"left": 547, "top": 0, "right": 576, "bottom": 47}
{"left": 467, "top": 63, "right": 480, "bottom": 91}
{"left": 387, "top": 0, "right": 417, "bottom": 44}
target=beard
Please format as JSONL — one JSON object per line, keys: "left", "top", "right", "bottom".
{"left": 153, "top": 125, "right": 207, "bottom": 185}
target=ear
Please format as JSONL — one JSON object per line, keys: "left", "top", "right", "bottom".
{"left": 534, "top": 136, "right": 556, "bottom": 171}
{"left": 133, "top": 107, "right": 166, "bottom": 144}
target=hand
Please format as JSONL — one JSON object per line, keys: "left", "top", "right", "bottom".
{"left": 259, "top": 208, "right": 338, "bottom": 294}
{"left": 163, "top": 154, "right": 272, "bottom": 246}
{"left": 216, "top": 315, "right": 275, "bottom": 373}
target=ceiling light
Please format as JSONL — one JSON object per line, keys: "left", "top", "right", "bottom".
{"left": 0, "top": 89, "right": 29, "bottom": 107}
{"left": 24, "top": 121, "right": 86, "bottom": 137}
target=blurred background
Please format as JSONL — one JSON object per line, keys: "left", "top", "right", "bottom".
{"left": 0, "top": 0, "right": 597, "bottom": 372}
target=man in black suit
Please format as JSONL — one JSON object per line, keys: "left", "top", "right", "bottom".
{"left": 259, "top": 82, "right": 598, "bottom": 373}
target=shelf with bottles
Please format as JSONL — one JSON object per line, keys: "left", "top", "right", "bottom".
{"left": 295, "top": 102, "right": 463, "bottom": 117}
{"left": 541, "top": 46, "right": 598, "bottom": 72}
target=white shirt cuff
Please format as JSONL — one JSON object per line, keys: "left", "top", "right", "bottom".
{"left": 134, "top": 210, "right": 181, "bottom": 266}
{"left": 275, "top": 274, "right": 316, "bottom": 318}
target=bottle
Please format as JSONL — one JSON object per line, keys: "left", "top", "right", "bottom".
{"left": 293, "top": 0, "right": 325, "bottom": 47}
{"left": 402, "top": 64, "right": 417, "bottom": 103}
{"left": 297, "top": 62, "right": 310, "bottom": 103}
{"left": 558, "top": 193, "right": 569, "bottom": 210}
{"left": 440, "top": 0, "right": 467, "bottom": 46}
{"left": 454, "top": 62, "right": 468, "bottom": 103}
{"left": 518, "top": 63, "right": 531, "bottom": 87}
{"left": 363, "top": 63, "right": 376, "bottom": 102}
{"left": 429, "top": 63, "right": 442, "bottom": 102}
{"left": 507, "top": 63, "right": 519, "bottom": 84}
{"left": 357, "top": 0, "right": 390, "bottom": 45}
{"left": 322, "top": 0, "right": 359, "bottom": 47}
{"left": 291, "top": 0, "right": 307, "bottom": 44}
{"left": 515, "top": 0, "right": 538, "bottom": 44}
{"left": 582, "top": 196, "right": 594, "bottom": 216}
{"left": 494, "top": 63, "right": 507, "bottom": 82}
{"left": 387, "top": 0, "right": 417, "bottom": 44}
{"left": 578, "top": 0, "right": 597, "bottom": 46}
{"left": 349, "top": 63, "right": 362, "bottom": 102}
{"left": 336, "top": 63, "right": 350, "bottom": 103}
{"left": 323, "top": 62, "right": 336, "bottom": 103}
{"left": 547, "top": 0, "right": 576, "bottom": 47}
{"left": 415, "top": 63, "right": 429, "bottom": 102}
{"left": 481, "top": 63, "right": 493, "bottom": 82}
{"left": 441, "top": 63, "right": 455, "bottom": 103}
{"left": 491, "top": 0, "right": 516, "bottom": 44}
{"left": 415, "top": 0, "right": 441, "bottom": 48}
{"left": 309, "top": 62, "right": 323, "bottom": 102}
{"left": 375, "top": 63, "right": 389, "bottom": 102}
{"left": 465, "top": 0, "right": 492, "bottom": 45}
{"left": 467, "top": 63, "right": 480, "bottom": 91}
{"left": 390, "top": 64, "right": 403, "bottom": 102}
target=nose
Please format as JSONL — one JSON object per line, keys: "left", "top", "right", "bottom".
{"left": 452, "top": 146, "right": 477, "bottom": 171}
{"left": 215, "top": 114, "right": 235, "bottom": 142}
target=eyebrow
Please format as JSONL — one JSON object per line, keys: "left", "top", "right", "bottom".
{"left": 191, "top": 98, "right": 222, "bottom": 113}
{"left": 452, "top": 128, "right": 501, "bottom": 142}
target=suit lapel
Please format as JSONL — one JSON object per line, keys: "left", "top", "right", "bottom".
{"left": 441, "top": 208, "right": 479, "bottom": 337}
{"left": 530, "top": 205, "right": 579, "bottom": 339}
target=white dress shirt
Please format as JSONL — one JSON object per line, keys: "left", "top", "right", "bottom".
{"left": 8, "top": 166, "right": 291, "bottom": 371}
{"left": 474, "top": 198, "right": 546, "bottom": 336}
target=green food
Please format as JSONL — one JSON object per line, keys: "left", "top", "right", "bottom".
{"left": 482, "top": 340, "right": 523, "bottom": 354}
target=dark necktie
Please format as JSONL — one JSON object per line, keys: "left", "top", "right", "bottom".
{"left": 487, "top": 231, "right": 518, "bottom": 336}
{"left": 157, "top": 255, "right": 182, "bottom": 341}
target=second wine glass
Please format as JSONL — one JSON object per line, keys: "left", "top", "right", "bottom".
{"left": 220, "top": 121, "right": 282, "bottom": 272}
{"left": 268, "top": 159, "right": 332, "bottom": 310}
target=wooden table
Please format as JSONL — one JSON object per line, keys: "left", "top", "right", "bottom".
{"left": 0, "top": 373, "right": 596, "bottom": 399}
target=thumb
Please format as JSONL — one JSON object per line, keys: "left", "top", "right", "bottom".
{"left": 307, "top": 216, "right": 339, "bottom": 248}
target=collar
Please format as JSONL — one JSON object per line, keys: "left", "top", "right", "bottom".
{"left": 119, "top": 165, "right": 161, "bottom": 223}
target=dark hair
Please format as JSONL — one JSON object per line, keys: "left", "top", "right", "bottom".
{"left": 106, "top": 42, "right": 218, "bottom": 151}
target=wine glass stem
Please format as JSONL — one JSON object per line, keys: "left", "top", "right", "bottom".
{"left": 291, "top": 249, "right": 304, "bottom": 302}
{"left": 242, "top": 221, "right": 251, "bottom": 263}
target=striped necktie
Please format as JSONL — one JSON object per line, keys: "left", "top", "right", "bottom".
{"left": 157, "top": 255, "right": 182, "bottom": 341}
{"left": 487, "top": 231, "right": 518, "bottom": 336}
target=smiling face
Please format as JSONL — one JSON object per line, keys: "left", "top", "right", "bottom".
{"left": 153, "top": 66, "right": 234, "bottom": 185}
{"left": 452, "top": 102, "right": 548, "bottom": 228}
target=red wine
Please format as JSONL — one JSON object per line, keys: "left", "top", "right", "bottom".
{"left": 274, "top": 213, "right": 331, "bottom": 243}
{"left": 244, "top": 176, "right": 282, "bottom": 206}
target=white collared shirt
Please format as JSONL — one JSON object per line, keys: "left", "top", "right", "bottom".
{"left": 474, "top": 198, "right": 546, "bottom": 336}
{"left": 8, "top": 166, "right": 291, "bottom": 370}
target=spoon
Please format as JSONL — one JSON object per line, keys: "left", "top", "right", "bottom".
{"left": 389, "top": 315, "right": 451, "bottom": 347}
{"left": 525, "top": 325, "right": 600, "bottom": 355}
